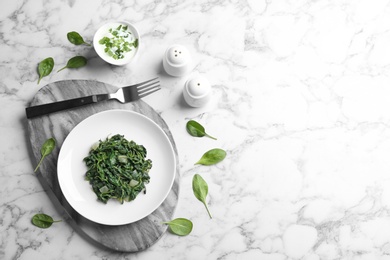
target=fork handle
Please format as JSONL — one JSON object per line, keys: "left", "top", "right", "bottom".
{"left": 26, "top": 94, "right": 110, "bottom": 119}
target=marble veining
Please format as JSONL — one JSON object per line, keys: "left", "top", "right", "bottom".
{"left": 3, "top": 0, "right": 390, "bottom": 259}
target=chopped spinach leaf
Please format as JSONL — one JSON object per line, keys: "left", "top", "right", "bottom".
{"left": 83, "top": 134, "right": 152, "bottom": 204}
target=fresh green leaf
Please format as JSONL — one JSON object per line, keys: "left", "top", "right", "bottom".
{"left": 57, "top": 56, "right": 87, "bottom": 72}
{"left": 186, "top": 120, "right": 216, "bottom": 140}
{"left": 192, "top": 174, "right": 212, "bottom": 219}
{"left": 195, "top": 148, "right": 226, "bottom": 166}
{"left": 31, "top": 213, "right": 61, "bottom": 229}
{"left": 41, "top": 138, "right": 56, "bottom": 157}
{"left": 34, "top": 138, "right": 56, "bottom": 172}
{"left": 37, "top": 57, "right": 54, "bottom": 84}
{"left": 67, "top": 31, "right": 91, "bottom": 46}
{"left": 163, "top": 218, "right": 193, "bottom": 236}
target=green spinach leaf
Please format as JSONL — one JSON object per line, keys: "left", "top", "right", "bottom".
{"left": 34, "top": 138, "right": 56, "bottom": 172}
{"left": 37, "top": 57, "right": 54, "bottom": 84}
{"left": 186, "top": 120, "right": 216, "bottom": 140}
{"left": 67, "top": 31, "right": 91, "bottom": 46}
{"left": 163, "top": 218, "right": 193, "bottom": 236}
{"left": 57, "top": 56, "right": 87, "bottom": 72}
{"left": 31, "top": 213, "right": 61, "bottom": 229}
{"left": 195, "top": 148, "right": 226, "bottom": 165}
{"left": 192, "top": 174, "right": 212, "bottom": 219}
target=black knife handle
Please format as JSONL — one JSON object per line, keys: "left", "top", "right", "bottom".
{"left": 26, "top": 94, "right": 110, "bottom": 119}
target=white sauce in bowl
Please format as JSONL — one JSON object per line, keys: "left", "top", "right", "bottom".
{"left": 93, "top": 21, "right": 140, "bottom": 66}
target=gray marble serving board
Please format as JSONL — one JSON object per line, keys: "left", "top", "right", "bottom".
{"left": 26, "top": 80, "right": 180, "bottom": 252}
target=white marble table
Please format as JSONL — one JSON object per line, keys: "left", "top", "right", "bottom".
{"left": 2, "top": 0, "right": 390, "bottom": 259}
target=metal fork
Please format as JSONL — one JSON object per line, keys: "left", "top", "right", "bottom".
{"left": 26, "top": 77, "right": 160, "bottom": 119}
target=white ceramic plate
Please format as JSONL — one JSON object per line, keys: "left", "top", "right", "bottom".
{"left": 57, "top": 110, "right": 176, "bottom": 225}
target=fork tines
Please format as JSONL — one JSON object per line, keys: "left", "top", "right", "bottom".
{"left": 137, "top": 77, "right": 161, "bottom": 98}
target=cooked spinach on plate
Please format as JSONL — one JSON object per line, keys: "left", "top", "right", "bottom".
{"left": 83, "top": 134, "right": 152, "bottom": 204}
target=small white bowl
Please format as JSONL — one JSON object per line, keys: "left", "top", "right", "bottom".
{"left": 93, "top": 21, "right": 140, "bottom": 66}
{"left": 183, "top": 76, "right": 211, "bottom": 107}
{"left": 163, "top": 44, "right": 192, "bottom": 77}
